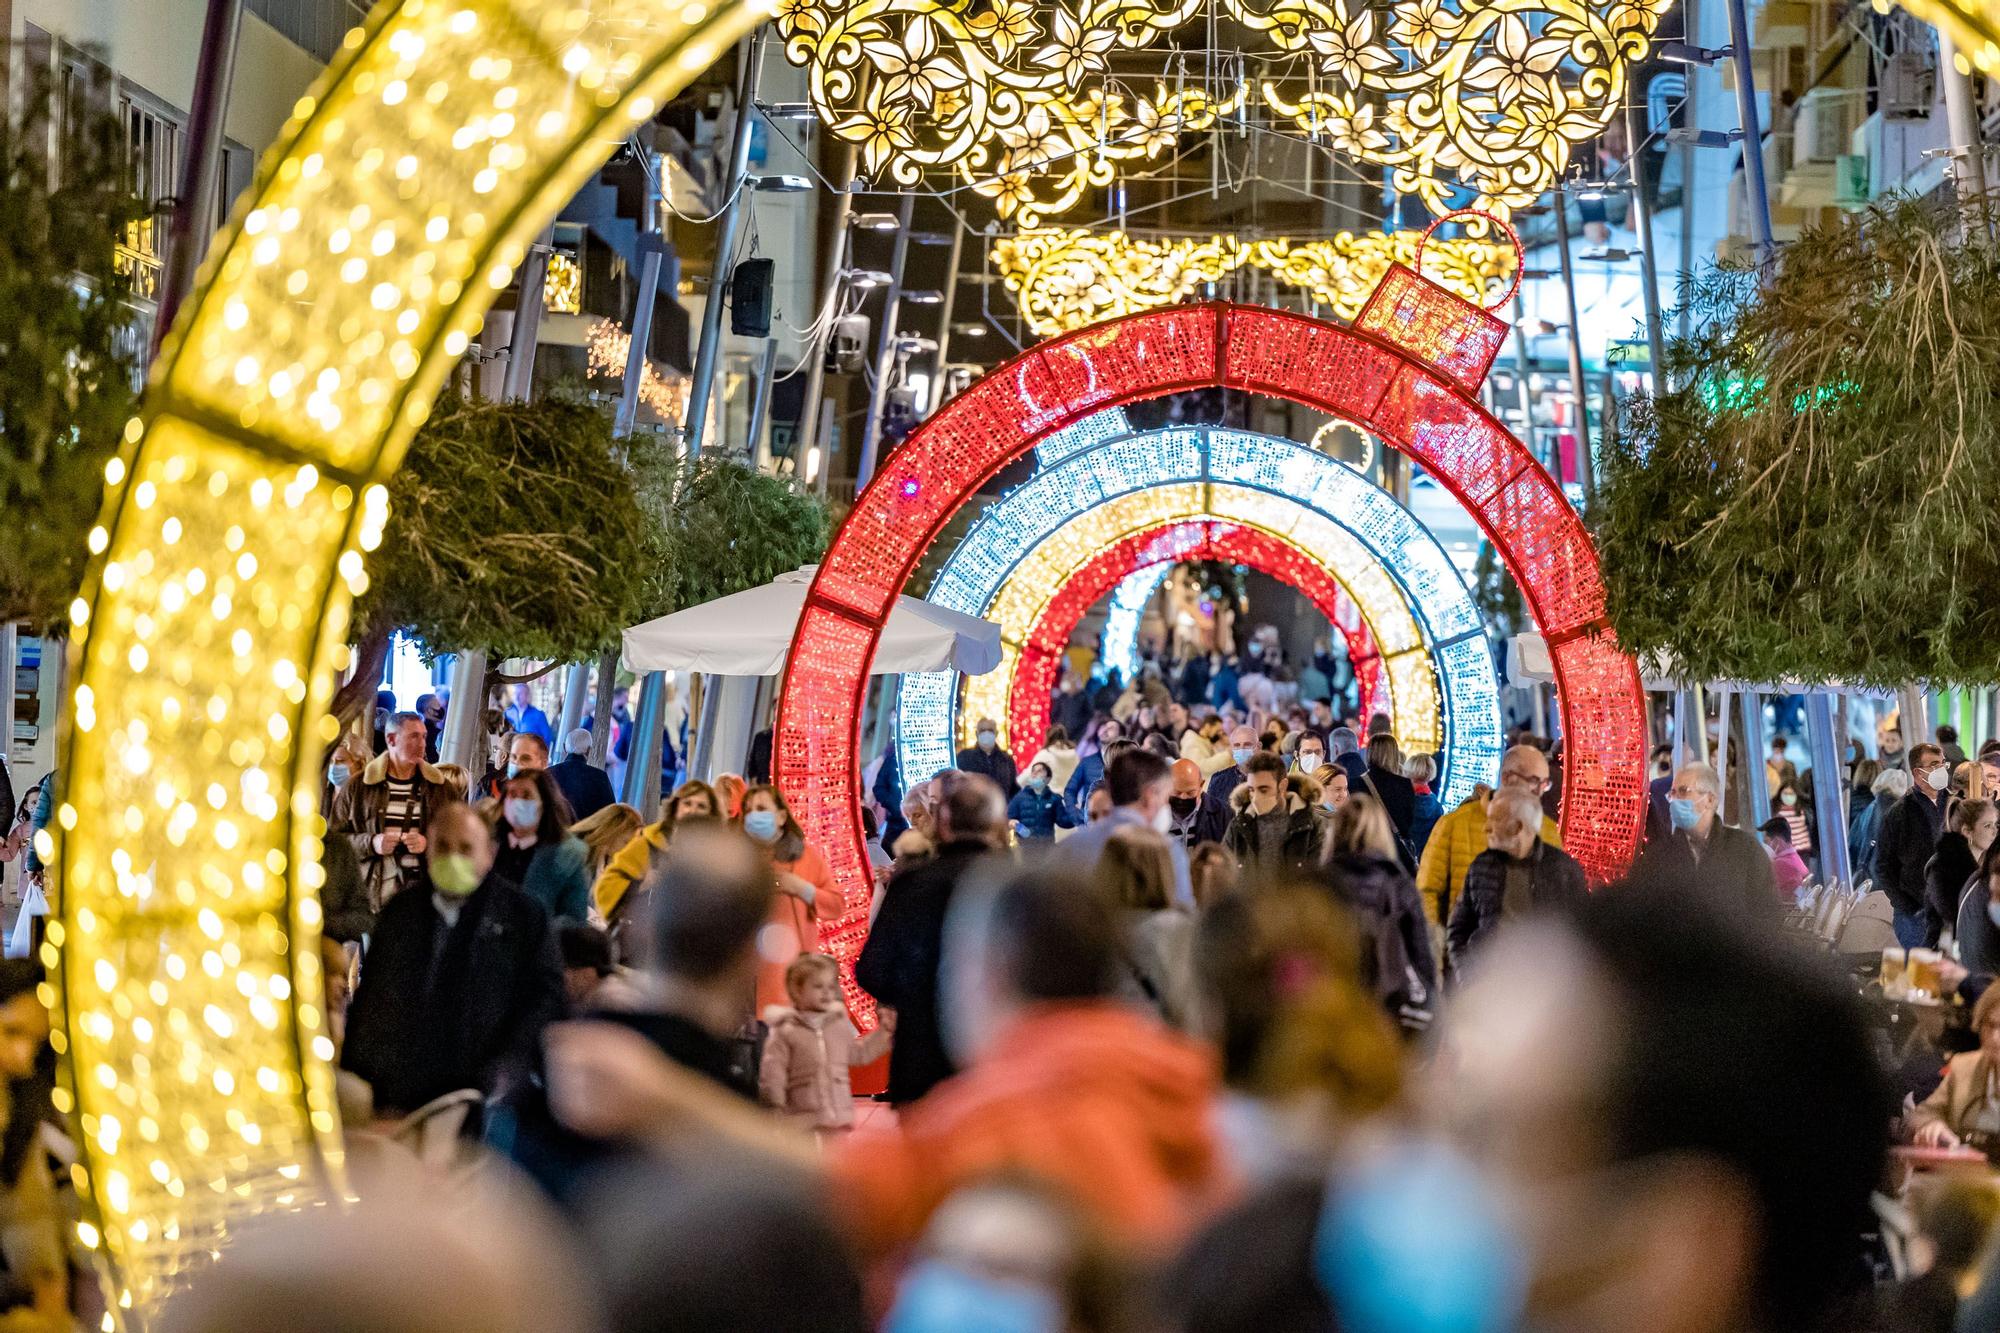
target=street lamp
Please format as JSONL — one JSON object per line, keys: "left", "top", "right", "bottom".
{"left": 748, "top": 173, "right": 813, "bottom": 192}
{"left": 851, "top": 212, "right": 901, "bottom": 230}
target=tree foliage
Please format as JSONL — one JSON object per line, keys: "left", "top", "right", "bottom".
{"left": 640, "top": 454, "right": 830, "bottom": 617}
{"left": 1597, "top": 196, "right": 2000, "bottom": 687}
{"left": 0, "top": 62, "right": 146, "bottom": 630}
{"left": 356, "top": 394, "right": 663, "bottom": 660}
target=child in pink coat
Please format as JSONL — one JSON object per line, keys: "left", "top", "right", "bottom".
{"left": 760, "top": 953, "right": 895, "bottom": 1131}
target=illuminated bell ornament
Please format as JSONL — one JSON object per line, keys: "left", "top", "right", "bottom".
{"left": 1353, "top": 212, "right": 1522, "bottom": 396}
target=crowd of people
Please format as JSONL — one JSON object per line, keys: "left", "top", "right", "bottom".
{"left": 1, "top": 653, "right": 1998, "bottom": 1332}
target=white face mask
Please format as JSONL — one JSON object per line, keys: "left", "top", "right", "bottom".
{"left": 1927, "top": 766, "right": 1952, "bottom": 793}
{"left": 1297, "top": 753, "right": 1324, "bottom": 774}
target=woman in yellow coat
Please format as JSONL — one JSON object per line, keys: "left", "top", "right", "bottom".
{"left": 591, "top": 779, "right": 719, "bottom": 935}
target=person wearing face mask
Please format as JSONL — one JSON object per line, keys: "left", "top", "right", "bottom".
{"left": 1771, "top": 779, "right": 1814, "bottom": 864}
{"left": 1179, "top": 712, "right": 1236, "bottom": 779}
{"left": 1755, "top": 817, "right": 1813, "bottom": 901}
{"left": 1006, "top": 762, "right": 1075, "bottom": 843}
{"left": 1288, "top": 733, "right": 1329, "bottom": 781}
{"left": 1926, "top": 798, "right": 1995, "bottom": 941}
{"left": 1626, "top": 762, "right": 1776, "bottom": 920}
{"left": 1226, "top": 753, "right": 1323, "bottom": 876}
{"left": 592, "top": 779, "right": 721, "bottom": 942}
{"left": 491, "top": 767, "right": 591, "bottom": 925}
{"left": 1877, "top": 742, "right": 1954, "bottom": 947}
{"left": 1165, "top": 758, "right": 1231, "bottom": 850}
{"left": 480, "top": 730, "right": 557, "bottom": 803}
{"left": 1206, "top": 726, "right": 1262, "bottom": 806}
{"left": 1058, "top": 749, "right": 1194, "bottom": 908}
{"left": 1063, "top": 717, "right": 1121, "bottom": 814}
{"left": 329, "top": 711, "right": 459, "bottom": 930}
{"left": 737, "top": 785, "right": 845, "bottom": 1013}
{"left": 341, "top": 802, "right": 566, "bottom": 1118}
{"left": 1025, "top": 724, "right": 1081, "bottom": 800}
{"left": 955, "top": 716, "right": 1019, "bottom": 799}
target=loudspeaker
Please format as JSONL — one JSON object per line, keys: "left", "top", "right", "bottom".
{"left": 729, "top": 257, "right": 775, "bottom": 337}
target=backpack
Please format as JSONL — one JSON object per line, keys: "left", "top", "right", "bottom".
{"left": 1326, "top": 859, "right": 1433, "bottom": 1036}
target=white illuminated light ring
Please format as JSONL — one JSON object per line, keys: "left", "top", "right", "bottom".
{"left": 1100, "top": 564, "right": 1177, "bottom": 683}
{"left": 895, "top": 410, "right": 1503, "bottom": 809}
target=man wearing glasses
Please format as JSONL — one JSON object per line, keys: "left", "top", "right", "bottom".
{"left": 1626, "top": 761, "right": 1776, "bottom": 918}
{"left": 1415, "top": 744, "right": 1562, "bottom": 929}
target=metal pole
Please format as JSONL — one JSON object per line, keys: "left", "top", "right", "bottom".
{"left": 747, "top": 337, "right": 780, "bottom": 471}
{"left": 812, "top": 399, "right": 835, "bottom": 499}
{"left": 682, "top": 31, "right": 767, "bottom": 461}
{"left": 1550, "top": 184, "right": 1596, "bottom": 505}
{"left": 1807, "top": 693, "right": 1852, "bottom": 884}
{"left": 501, "top": 228, "right": 556, "bottom": 402}
{"left": 690, "top": 674, "right": 728, "bottom": 780}
{"left": 1623, "top": 100, "right": 1670, "bottom": 390}
{"left": 558, "top": 662, "right": 590, "bottom": 742}
{"left": 1739, "top": 690, "right": 1770, "bottom": 827}
{"left": 612, "top": 242, "right": 665, "bottom": 440}
{"left": 929, "top": 218, "right": 966, "bottom": 414}
{"left": 1723, "top": 0, "right": 1777, "bottom": 263}
{"left": 1938, "top": 30, "right": 1990, "bottom": 224}
{"left": 586, "top": 651, "right": 618, "bottom": 769}
{"left": 855, "top": 192, "right": 915, "bottom": 496}
{"left": 152, "top": 0, "right": 243, "bottom": 355}
{"left": 439, "top": 651, "right": 488, "bottom": 771}
{"left": 619, "top": 671, "right": 668, "bottom": 818}
{"left": 794, "top": 191, "right": 858, "bottom": 473}
{"left": 1712, "top": 685, "right": 1734, "bottom": 821}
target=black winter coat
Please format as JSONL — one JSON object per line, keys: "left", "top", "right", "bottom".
{"left": 1924, "top": 832, "right": 1978, "bottom": 937}
{"left": 547, "top": 755, "right": 616, "bottom": 824}
{"left": 1876, "top": 789, "right": 1946, "bottom": 923}
{"left": 956, "top": 745, "right": 1019, "bottom": 798}
{"left": 342, "top": 873, "right": 566, "bottom": 1117}
{"left": 854, "top": 839, "right": 987, "bottom": 1105}
{"left": 1316, "top": 851, "right": 1437, "bottom": 1015}
{"left": 1626, "top": 823, "right": 1778, "bottom": 922}
{"left": 1446, "top": 842, "right": 1588, "bottom": 963}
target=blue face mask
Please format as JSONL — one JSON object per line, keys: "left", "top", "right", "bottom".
{"left": 883, "top": 1261, "right": 1061, "bottom": 1333}
{"left": 743, "top": 809, "right": 780, "bottom": 842}
{"left": 1233, "top": 746, "right": 1256, "bottom": 765}
{"left": 1669, "top": 796, "right": 1701, "bottom": 831}
{"left": 505, "top": 762, "right": 524, "bottom": 779}
{"left": 1028, "top": 775, "right": 1048, "bottom": 791}
{"left": 1314, "top": 1139, "right": 1525, "bottom": 1333}
{"left": 327, "top": 764, "right": 350, "bottom": 789}
{"left": 503, "top": 798, "right": 540, "bottom": 830}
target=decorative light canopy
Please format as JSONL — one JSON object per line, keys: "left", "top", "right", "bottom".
{"left": 777, "top": 0, "right": 1671, "bottom": 222}
{"left": 773, "top": 302, "right": 1649, "bottom": 962}
{"left": 893, "top": 410, "right": 1499, "bottom": 809}
{"left": 993, "top": 226, "right": 1518, "bottom": 336}
{"left": 54, "top": 0, "right": 764, "bottom": 1313}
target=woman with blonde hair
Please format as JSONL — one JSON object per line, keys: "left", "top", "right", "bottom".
{"left": 590, "top": 779, "right": 720, "bottom": 931}
{"left": 569, "top": 802, "right": 643, "bottom": 886}
{"left": 1317, "top": 794, "right": 1437, "bottom": 1036}
{"left": 1096, "top": 825, "right": 1198, "bottom": 1028}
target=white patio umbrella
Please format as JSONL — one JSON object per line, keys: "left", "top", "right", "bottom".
{"left": 622, "top": 565, "right": 1004, "bottom": 677}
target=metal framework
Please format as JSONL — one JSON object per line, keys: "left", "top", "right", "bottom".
{"left": 774, "top": 303, "right": 1650, "bottom": 1019}
{"left": 893, "top": 411, "right": 1501, "bottom": 810}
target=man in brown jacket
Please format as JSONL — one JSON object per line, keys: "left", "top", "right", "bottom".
{"left": 326, "top": 711, "right": 458, "bottom": 940}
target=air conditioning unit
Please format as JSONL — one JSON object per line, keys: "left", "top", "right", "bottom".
{"left": 1880, "top": 49, "right": 1936, "bottom": 122}
{"left": 1795, "top": 88, "right": 1864, "bottom": 163}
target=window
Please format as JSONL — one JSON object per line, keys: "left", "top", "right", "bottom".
{"left": 245, "top": 0, "right": 372, "bottom": 65}
{"left": 116, "top": 99, "right": 182, "bottom": 302}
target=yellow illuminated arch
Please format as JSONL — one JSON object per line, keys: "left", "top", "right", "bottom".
{"left": 54, "top": 0, "right": 765, "bottom": 1312}
{"left": 958, "top": 483, "right": 1442, "bottom": 758}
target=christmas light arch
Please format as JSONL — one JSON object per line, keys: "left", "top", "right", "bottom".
{"left": 1100, "top": 564, "right": 1177, "bottom": 687}
{"left": 51, "top": 0, "right": 767, "bottom": 1312}
{"left": 774, "top": 303, "right": 1648, "bottom": 969}
{"left": 891, "top": 414, "right": 1503, "bottom": 810}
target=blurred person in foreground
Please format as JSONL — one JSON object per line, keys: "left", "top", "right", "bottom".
{"left": 1162, "top": 881, "right": 1890, "bottom": 1333}
{"left": 1194, "top": 884, "right": 1403, "bottom": 1185}
{"left": 1446, "top": 787, "right": 1588, "bottom": 968}
{"left": 341, "top": 802, "right": 565, "bottom": 1120}
{"left": 591, "top": 780, "right": 720, "bottom": 945}
{"left": 490, "top": 825, "right": 772, "bottom": 1204}
{"left": 542, "top": 859, "right": 1228, "bottom": 1258}
{"left": 1875, "top": 1177, "right": 1999, "bottom": 1333}
{"left": 857, "top": 771, "right": 1010, "bottom": 1107}
{"left": 1626, "top": 761, "right": 1776, "bottom": 920}
{"left": 1416, "top": 744, "right": 1560, "bottom": 930}
{"left": 157, "top": 1162, "right": 593, "bottom": 1333}
{"left": 0, "top": 961, "right": 63, "bottom": 1328}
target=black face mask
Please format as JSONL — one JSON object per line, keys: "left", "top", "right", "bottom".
{"left": 1170, "top": 795, "right": 1197, "bottom": 815}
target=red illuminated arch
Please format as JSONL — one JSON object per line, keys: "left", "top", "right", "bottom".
{"left": 776, "top": 302, "right": 1646, "bottom": 980}
{"left": 1005, "top": 519, "right": 1390, "bottom": 758}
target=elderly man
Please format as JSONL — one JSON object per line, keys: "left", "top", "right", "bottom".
{"left": 1416, "top": 744, "right": 1563, "bottom": 927}
{"left": 1205, "top": 725, "right": 1261, "bottom": 804}
{"left": 955, "top": 716, "right": 1019, "bottom": 798}
{"left": 1165, "top": 757, "right": 1231, "bottom": 849}
{"left": 1446, "top": 787, "right": 1588, "bottom": 964}
{"left": 547, "top": 729, "right": 616, "bottom": 823}
{"left": 329, "top": 711, "right": 459, "bottom": 928}
{"left": 1627, "top": 761, "right": 1775, "bottom": 919}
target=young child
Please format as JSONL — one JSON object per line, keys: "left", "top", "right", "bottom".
{"left": 760, "top": 953, "right": 895, "bottom": 1132}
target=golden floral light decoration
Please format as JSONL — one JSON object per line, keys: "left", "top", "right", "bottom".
{"left": 993, "top": 225, "right": 1517, "bottom": 336}
{"left": 542, "top": 248, "right": 583, "bottom": 314}
{"left": 776, "top": 0, "right": 1671, "bottom": 223}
